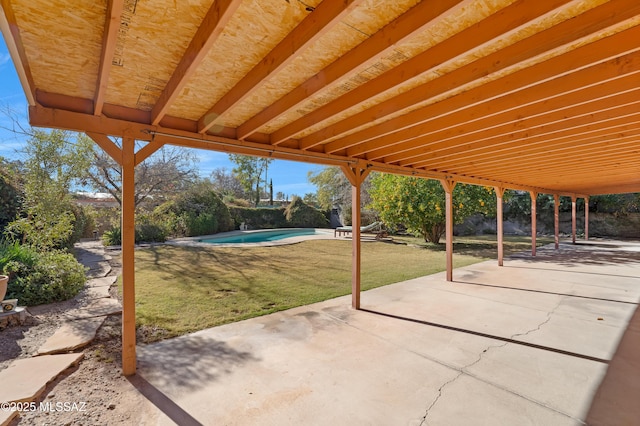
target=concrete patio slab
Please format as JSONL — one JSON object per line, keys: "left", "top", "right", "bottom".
{"left": 0, "top": 354, "right": 83, "bottom": 403}
{"left": 37, "top": 316, "right": 106, "bottom": 355}
{"left": 134, "top": 240, "right": 640, "bottom": 425}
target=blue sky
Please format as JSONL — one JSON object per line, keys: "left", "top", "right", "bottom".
{"left": 0, "top": 37, "right": 322, "bottom": 197}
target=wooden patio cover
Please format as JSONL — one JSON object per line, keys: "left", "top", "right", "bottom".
{"left": 2, "top": 0, "right": 639, "bottom": 374}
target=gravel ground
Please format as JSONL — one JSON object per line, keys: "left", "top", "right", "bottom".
{"left": 1, "top": 244, "right": 158, "bottom": 426}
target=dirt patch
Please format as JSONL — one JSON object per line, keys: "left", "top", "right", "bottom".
{"left": 0, "top": 244, "right": 157, "bottom": 426}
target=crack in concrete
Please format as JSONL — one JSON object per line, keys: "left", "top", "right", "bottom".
{"left": 419, "top": 299, "right": 563, "bottom": 424}
{"left": 419, "top": 371, "right": 462, "bottom": 426}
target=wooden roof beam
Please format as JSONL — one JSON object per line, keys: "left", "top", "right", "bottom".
{"left": 307, "top": 0, "right": 640, "bottom": 152}
{"left": 578, "top": 183, "right": 640, "bottom": 195}
{"left": 476, "top": 167, "right": 640, "bottom": 188}
{"left": 94, "top": 0, "right": 124, "bottom": 116}
{"left": 236, "top": 0, "right": 472, "bottom": 140}
{"left": 0, "top": 0, "right": 36, "bottom": 105}
{"left": 415, "top": 121, "right": 640, "bottom": 170}
{"left": 197, "top": 0, "right": 364, "bottom": 134}
{"left": 347, "top": 73, "right": 640, "bottom": 159}
{"left": 374, "top": 42, "right": 640, "bottom": 163}
{"left": 284, "top": 0, "right": 574, "bottom": 149}
{"left": 399, "top": 101, "right": 640, "bottom": 167}
{"left": 417, "top": 128, "right": 640, "bottom": 172}
{"left": 398, "top": 98, "right": 640, "bottom": 165}
{"left": 151, "top": 0, "right": 241, "bottom": 126}
{"left": 300, "top": 0, "right": 640, "bottom": 152}
{"left": 28, "top": 105, "right": 570, "bottom": 200}
{"left": 452, "top": 143, "right": 640, "bottom": 177}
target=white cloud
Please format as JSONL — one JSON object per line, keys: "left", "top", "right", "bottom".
{"left": 0, "top": 52, "right": 10, "bottom": 67}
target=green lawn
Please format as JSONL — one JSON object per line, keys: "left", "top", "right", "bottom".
{"left": 126, "top": 236, "right": 552, "bottom": 342}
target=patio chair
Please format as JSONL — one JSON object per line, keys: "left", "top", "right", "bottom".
{"left": 334, "top": 221, "right": 382, "bottom": 237}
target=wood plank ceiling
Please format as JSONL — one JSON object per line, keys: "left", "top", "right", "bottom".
{"left": 2, "top": 0, "right": 639, "bottom": 196}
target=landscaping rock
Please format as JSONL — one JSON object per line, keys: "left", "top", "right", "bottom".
{"left": 0, "top": 307, "right": 33, "bottom": 330}
{"left": 83, "top": 285, "right": 111, "bottom": 299}
{"left": 37, "top": 317, "right": 106, "bottom": 355}
{"left": 86, "top": 276, "right": 117, "bottom": 288}
{"left": 87, "top": 262, "right": 112, "bottom": 279}
{"left": 0, "top": 353, "right": 83, "bottom": 403}
{"left": 62, "top": 299, "right": 122, "bottom": 321}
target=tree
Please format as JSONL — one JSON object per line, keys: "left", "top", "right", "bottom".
{"left": 368, "top": 174, "right": 495, "bottom": 243}
{"left": 308, "top": 166, "right": 373, "bottom": 225}
{"left": 5, "top": 130, "right": 93, "bottom": 249}
{"left": 307, "top": 167, "right": 351, "bottom": 210}
{"left": 303, "top": 192, "right": 319, "bottom": 207}
{"left": 210, "top": 167, "right": 245, "bottom": 198}
{"left": 85, "top": 137, "right": 199, "bottom": 208}
{"left": 0, "top": 158, "right": 23, "bottom": 231}
{"left": 228, "top": 154, "right": 273, "bottom": 207}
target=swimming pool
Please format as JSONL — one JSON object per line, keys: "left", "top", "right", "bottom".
{"left": 198, "top": 229, "right": 332, "bottom": 244}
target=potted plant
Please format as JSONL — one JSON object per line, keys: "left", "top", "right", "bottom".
{"left": 0, "top": 275, "right": 7, "bottom": 302}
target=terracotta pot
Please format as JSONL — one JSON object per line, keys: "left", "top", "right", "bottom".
{"left": 0, "top": 275, "right": 7, "bottom": 302}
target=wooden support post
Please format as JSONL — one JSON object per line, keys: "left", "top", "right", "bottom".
{"left": 584, "top": 196, "right": 589, "bottom": 240}
{"left": 495, "top": 187, "right": 505, "bottom": 266}
{"left": 441, "top": 179, "right": 456, "bottom": 281}
{"left": 571, "top": 196, "right": 577, "bottom": 245}
{"left": 121, "top": 138, "right": 136, "bottom": 376}
{"left": 529, "top": 191, "right": 537, "bottom": 256}
{"left": 553, "top": 194, "right": 560, "bottom": 249}
{"left": 341, "top": 165, "right": 370, "bottom": 309}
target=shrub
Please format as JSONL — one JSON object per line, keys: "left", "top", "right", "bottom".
{"left": 228, "top": 206, "right": 287, "bottom": 229}
{"left": 102, "top": 227, "right": 121, "bottom": 246}
{"left": 101, "top": 223, "right": 167, "bottom": 246}
{"left": 0, "top": 241, "right": 86, "bottom": 306}
{"left": 284, "top": 197, "right": 329, "bottom": 228}
{"left": 169, "top": 185, "right": 234, "bottom": 236}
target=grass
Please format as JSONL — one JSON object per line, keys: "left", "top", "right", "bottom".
{"left": 126, "top": 235, "right": 552, "bottom": 342}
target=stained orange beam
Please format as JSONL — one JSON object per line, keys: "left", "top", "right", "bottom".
{"left": 314, "top": 0, "right": 638, "bottom": 152}
{"left": 412, "top": 118, "right": 640, "bottom": 170}
{"left": 495, "top": 187, "right": 505, "bottom": 266}
{"left": 374, "top": 38, "right": 640, "bottom": 163}
{"left": 387, "top": 91, "right": 640, "bottom": 166}
{"left": 554, "top": 195, "right": 560, "bottom": 249}
{"left": 530, "top": 191, "right": 537, "bottom": 256}
{"left": 94, "top": 0, "right": 124, "bottom": 116}
{"left": 294, "top": 0, "right": 577, "bottom": 149}
{"left": 341, "top": 165, "right": 371, "bottom": 309}
{"left": 28, "top": 105, "right": 569, "bottom": 198}
{"left": 86, "top": 132, "right": 122, "bottom": 162}
{"left": 236, "top": 0, "right": 471, "bottom": 140}
{"left": 198, "top": 0, "right": 363, "bottom": 134}
{"left": 350, "top": 75, "right": 640, "bottom": 159}
{"left": 585, "top": 196, "right": 590, "bottom": 241}
{"left": 571, "top": 196, "right": 577, "bottom": 244}
{"left": 450, "top": 140, "right": 640, "bottom": 176}
{"left": 429, "top": 132, "right": 640, "bottom": 171}
{"left": 474, "top": 163, "right": 640, "bottom": 185}
{"left": 326, "top": 0, "right": 640, "bottom": 155}
{"left": 441, "top": 179, "right": 456, "bottom": 281}
{"left": 151, "top": 0, "right": 241, "bottom": 125}
{"left": 121, "top": 137, "right": 136, "bottom": 376}
{"left": 451, "top": 164, "right": 640, "bottom": 187}
{"left": 402, "top": 104, "right": 640, "bottom": 166}
{"left": 0, "top": 0, "right": 36, "bottom": 105}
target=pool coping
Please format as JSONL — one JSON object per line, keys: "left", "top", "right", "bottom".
{"left": 166, "top": 228, "right": 337, "bottom": 248}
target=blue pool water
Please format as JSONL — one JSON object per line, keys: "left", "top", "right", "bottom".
{"left": 199, "top": 229, "right": 328, "bottom": 244}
